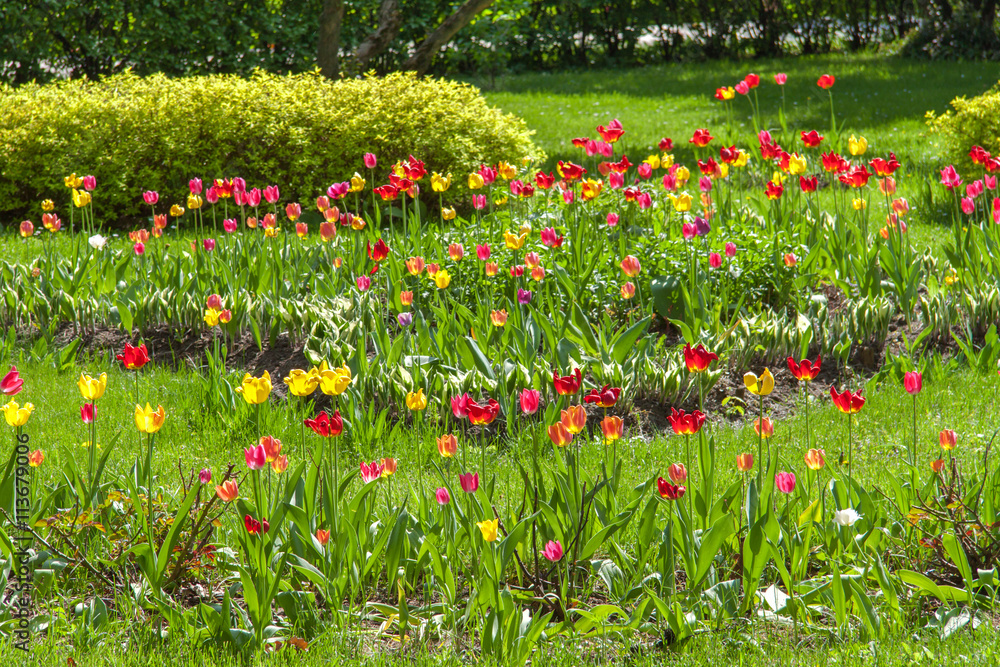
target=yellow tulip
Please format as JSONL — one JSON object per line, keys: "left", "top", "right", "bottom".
{"left": 170, "top": 204, "right": 185, "bottom": 217}
{"left": 442, "top": 206, "right": 456, "bottom": 221}
{"left": 433, "top": 269, "right": 451, "bottom": 289}
{"left": 350, "top": 173, "right": 366, "bottom": 192}
{"left": 661, "top": 154, "right": 675, "bottom": 169}
{"left": 734, "top": 151, "right": 749, "bottom": 168}
{"left": 787, "top": 153, "right": 807, "bottom": 175}
{"left": 771, "top": 171, "right": 785, "bottom": 185}
{"left": 722, "top": 86, "right": 735, "bottom": 100}
{"left": 477, "top": 518, "right": 499, "bottom": 542}
{"left": 78, "top": 372, "right": 108, "bottom": 400}
{"left": 284, "top": 368, "right": 319, "bottom": 397}
{"left": 134, "top": 403, "right": 166, "bottom": 434}
{"left": 64, "top": 173, "right": 80, "bottom": 188}
{"left": 669, "top": 193, "right": 692, "bottom": 212}
{"left": 852, "top": 198, "right": 867, "bottom": 211}
{"left": 493, "top": 195, "right": 508, "bottom": 206}
{"left": 504, "top": 230, "right": 527, "bottom": 250}
{"left": 351, "top": 216, "right": 366, "bottom": 231}
{"left": 41, "top": 199, "right": 54, "bottom": 212}
{"left": 468, "top": 173, "right": 485, "bottom": 189}
{"left": 406, "top": 388, "right": 427, "bottom": 411}
{"left": 644, "top": 154, "right": 661, "bottom": 169}
{"left": 236, "top": 371, "right": 272, "bottom": 404}
{"left": 581, "top": 179, "right": 603, "bottom": 201}
{"left": 72, "top": 189, "right": 91, "bottom": 208}
{"left": 187, "top": 194, "right": 203, "bottom": 209}
{"left": 675, "top": 166, "right": 690, "bottom": 185}
{"left": 744, "top": 369, "right": 775, "bottom": 396}
{"left": 204, "top": 308, "right": 221, "bottom": 327}
{"left": 265, "top": 227, "right": 280, "bottom": 238}
{"left": 1, "top": 400, "right": 34, "bottom": 427}
{"left": 848, "top": 135, "right": 868, "bottom": 157}
{"left": 718, "top": 163, "right": 730, "bottom": 178}
{"left": 317, "top": 361, "right": 352, "bottom": 395}
{"left": 431, "top": 172, "right": 452, "bottom": 193}
{"left": 497, "top": 161, "right": 516, "bottom": 180}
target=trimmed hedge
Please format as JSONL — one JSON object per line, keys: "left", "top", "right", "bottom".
{"left": 926, "top": 81, "right": 1000, "bottom": 173}
{"left": 0, "top": 70, "right": 543, "bottom": 227}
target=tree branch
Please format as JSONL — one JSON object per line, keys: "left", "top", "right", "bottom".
{"left": 403, "top": 0, "right": 496, "bottom": 76}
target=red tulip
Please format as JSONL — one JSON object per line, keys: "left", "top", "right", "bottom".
{"left": 467, "top": 399, "right": 500, "bottom": 426}
{"left": 667, "top": 408, "right": 705, "bottom": 435}
{"left": 744, "top": 73, "right": 760, "bottom": 88}
{"left": 452, "top": 392, "right": 473, "bottom": 419}
{"left": 305, "top": 410, "right": 343, "bottom": 437}
{"left": 684, "top": 343, "right": 719, "bottom": 373}
{"left": 800, "top": 130, "right": 823, "bottom": 148}
{"left": 830, "top": 386, "right": 865, "bottom": 413}
{"left": 657, "top": 477, "right": 685, "bottom": 500}
{"left": 245, "top": 514, "right": 262, "bottom": 535}
{"left": 535, "top": 171, "right": 555, "bottom": 189}
{"left": 360, "top": 460, "right": 384, "bottom": 483}
{"left": 584, "top": 385, "right": 621, "bottom": 409}
{"left": 765, "top": 181, "right": 784, "bottom": 200}
{"left": 816, "top": 74, "right": 835, "bottom": 89}
{"left": 116, "top": 343, "right": 150, "bottom": 371}
{"left": 799, "top": 175, "right": 818, "bottom": 192}
{"left": 787, "top": 356, "right": 821, "bottom": 382}
{"left": 689, "top": 129, "right": 713, "bottom": 147}
{"left": 367, "top": 238, "right": 390, "bottom": 263}
{"left": 553, "top": 368, "right": 583, "bottom": 395}
{"left": 596, "top": 118, "right": 625, "bottom": 144}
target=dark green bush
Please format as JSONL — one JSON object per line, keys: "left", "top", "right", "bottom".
{"left": 0, "top": 70, "right": 542, "bottom": 227}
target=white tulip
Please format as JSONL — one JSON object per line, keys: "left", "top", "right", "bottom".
{"left": 834, "top": 508, "right": 860, "bottom": 527}
{"left": 88, "top": 234, "right": 107, "bottom": 250}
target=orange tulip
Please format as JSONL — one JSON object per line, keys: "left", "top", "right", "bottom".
{"left": 736, "top": 453, "right": 753, "bottom": 472}
{"left": 215, "top": 480, "right": 239, "bottom": 502}
{"left": 804, "top": 448, "right": 826, "bottom": 470}
{"left": 561, "top": 405, "right": 587, "bottom": 434}
{"left": 316, "top": 529, "right": 330, "bottom": 545}
{"left": 939, "top": 429, "right": 957, "bottom": 451}
{"left": 601, "top": 416, "right": 623, "bottom": 441}
{"left": 547, "top": 422, "right": 573, "bottom": 447}
{"left": 437, "top": 434, "right": 458, "bottom": 458}
{"left": 754, "top": 417, "right": 773, "bottom": 438}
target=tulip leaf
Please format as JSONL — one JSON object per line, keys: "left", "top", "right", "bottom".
{"left": 116, "top": 299, "right": 133, "bottom": 334}
{"left": 463, "top": 336, "right": 495, "bottom": 381}
{"left": 611, "top": 316, "right": 651, "bottom": 366}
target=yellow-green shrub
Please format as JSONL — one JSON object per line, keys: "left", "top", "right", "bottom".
{"left": 926, "top": 82, "right": 1000, "bottom": 172}
{"left": 0, "top": 70, "right": 543, "bottom": 226}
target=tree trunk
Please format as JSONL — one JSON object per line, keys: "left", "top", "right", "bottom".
{"left": 403, "top": 0, "right": 496, "bottom": 75}
{"left": 318, "top": 0, "right": 345, "bottom": 78}
{"left": 352, "top": 0, "right": 403, "bottom": 72}
{"left": 982, "top": 0, "right": 997, "bottom": 28}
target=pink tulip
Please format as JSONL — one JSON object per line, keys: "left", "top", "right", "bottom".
{"left": 203, "top": 238, "right": 216, "bottom": 252}
{"left": 82, "top": 175, "right": 96, "bottom": 191}
{"left": 962, "top": 198, "right": 975, "bottom": 215}
{"left": 1, "top": 367, "right": 23, "bottom": 396}
{"left": 207, "top": 294, "right": 222, "bottom": 310}
{"left": 637, "top": 192, "right": 652, "bottom": 210}
{"left": 597, "top": 142, "right": 613, "bottom": 158}
{"left": 134, "top": 242, "right": 145, "bottom": 255}
{"left": 360, "top": 460, "right": 384, "bottom": 483}
{"left": 435, "top": 487, "right": 450, "bottom": 505}
{"left": 327, "top": 182, "right": 350, "bottom": 200}
{"left": 199, "top": 468, "right": 212, "bottom": 484}
{"left": 725, "top": 242, "right": 737, "bottom": 257}
{"left": 775, "top": 471, "right": 796, "bottom": 494}
{"left": 452, "top": 392, "right": 473, "bottom": 419}
{"left": 189, "top": 178, "right": 203, "bottom": 195}
{"left": 520, "top": 388, "right": 540, "bottom": 415}
{"left": 472, "top": 195, "right": 487, "bottom": 210}
{"left": 735, "top": 81, "right": 749, "bottom": 95}
{"left": 662, "top": 173, "right": 677, "bottom": 191}
{"left": 143, "top": 191, "right": 159, "bottom": 205}
{"left": 286, "top": 203, "right": 302, "bottom": 220}
{"left": 244, "top": 445, "right": 267, "bottom": 470}
{"left": 263, "top": 185, "right": 280, "bottom": 204}
{"left": 700, "top": 176, "right": 713, "bottom": 192}
{"left": 940, "top": 165, "right": 962, "bottom": 190}
{"left": 668, "top": 463, "right": 687, "bottom": 483}
{"left": 709, "top": 252, "right": 722, "bottom": 269}
{"left": 81, "top": 403, "right": 94, "bottom": 424}
{"left": 563, "top": 190, "right": 574, "bottom": 204}
{"left": 606, "top": 213, "right": 619, "bottom": 227}
{"left": 609, "top": 171, "right": 624, "bottom": 189}
{"left": 205, "top": 186, "right": 219, "bottom": 204}
{"left": 542, "top": 540, "right": 563, "bottom": 562}
{"left": 364, "top": 153, "right": 377, "bottom": 169}
{"left": 246, "top": 188, "right": 262, "bottom": 207}
{"left": 986, "top": 175, "right": 997, "bottom": 191}
{"left": 476, "top": 244, "right": 491, "bottom": 261}
{"left": 968, "top": 181, "right": 984, "bottom": 198}
{"left": 223, "top": 218, "right": 238, "bottom": 233}
{"left": 774, "top": 73, "right": 787, "bottom": 85}
{"left": 904, "top": 371, "right": 922, "bottom": 395}
{"left": 541, "top": 227, "right": 562, "bottom": 247}
{"left": 232, "top": 177, "right": 246, "bottom": 193}
{"left": 459, "top": 472, "right": 479, "bottom": 493}
{"left": 356, "top": 276, "right": 371, "bottom": 291}
{"left": 682, "top": 223, "right": 697, "bottom": 240}
{"left": 637, "top": 163, "right": 652, "bottom": 179}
